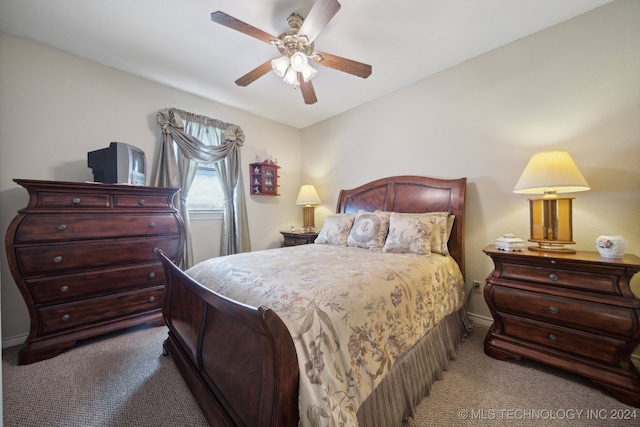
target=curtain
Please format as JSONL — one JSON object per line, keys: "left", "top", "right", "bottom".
{"left": 155, "top": 108, "right": 251, "bottom": 268}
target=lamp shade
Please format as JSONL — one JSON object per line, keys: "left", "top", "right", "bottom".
{"left": 513, "top": 150, "right": 590, "bottom": 195}
{"left": 296, "top": 185, "right": 321, "bottom": 206}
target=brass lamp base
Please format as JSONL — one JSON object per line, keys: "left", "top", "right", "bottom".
{"left": 528, "top": 242, "right": 576, "bottom": 254}
{"left": 302, "top": 205, "right": 316, "bottom": 232}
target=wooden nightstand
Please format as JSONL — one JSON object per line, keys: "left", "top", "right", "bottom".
{"left": 483, "top": 245, "right": 640, "bottom": 407}
{"left": 280, "top": 231, "right": 318, "bottom": 247}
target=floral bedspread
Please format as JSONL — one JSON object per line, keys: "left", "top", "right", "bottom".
{"left": 186, "top": 244, "right": 465, "bottom": 427}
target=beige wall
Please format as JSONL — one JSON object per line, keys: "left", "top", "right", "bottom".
{"left": 301, "top": 0, "right": 640, "bottom": 320}
{"left": 0, "top": 33, "right": 302, "bottom": 342}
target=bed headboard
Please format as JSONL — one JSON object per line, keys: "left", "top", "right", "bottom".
{"left": 336, "top": 175, "right": 467, "bottom": 276}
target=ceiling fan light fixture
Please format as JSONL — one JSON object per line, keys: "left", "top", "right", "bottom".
{"left": 271, "top": 56, "right": 290, "bottom": 78}
{"left": 301, "top": 63, "right": 317, "bottom": 82}
{"left": 283, "top": 67, "right": 299, "bottom": 87}
{"left": 289, "top": 52, "right": 308, "bottom": 72}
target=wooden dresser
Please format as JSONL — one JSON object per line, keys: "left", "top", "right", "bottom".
{"left": 5, "top": 179, "right": 185, "bottom": 364}
{"left": 483, "top": 245, "right": 640, "bottom": 407}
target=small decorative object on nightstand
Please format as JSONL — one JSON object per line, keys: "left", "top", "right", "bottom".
{"left": 595, "top": 235, "right": 627, "bottom": 258}
{"left": 280, "top": 230, "right": 318, "bottom": 247}
{"left": 483, "top": 244, "right": 640, "bottom": 407}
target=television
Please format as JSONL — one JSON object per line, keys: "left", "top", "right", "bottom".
{"left": 88, "top": 142, "right": 146, "bottom": 185}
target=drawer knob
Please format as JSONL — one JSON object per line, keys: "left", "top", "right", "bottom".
{"left": 138, "top": 199, "right": 146, "bottom": 205}
{"left": 148, "top": 296, "right": 156, "bottom": 303}
{"left": 548, "top": 333, "right": 557, "bottom": 342}
{"left": 53, "top": 255, "right": 63, "bottom": 263}
{"left": 548, "top": 273, "right": 559, "bottom": 281}
{"left": 58, "top": 224, "right": 67, "bottom": 231}
{"left": 60, "top": 285, "right": 69, "bottom": 292}
{"left": 72, "top": 198, "right": 81, "bottom": 205}
{"left": 548, "top": 306, "right": 558, "bottom": 314}
{"left": 149, "top": 221, "right": 156, "bottom": 228}
{"left": 153, "top": 247, "right": 159, "bottom": 254}
{"left": 61, "top": 314, "right": 71, "bottom": 322}
{"left": 148, "top": 272, "right": 156, "bottom": 279}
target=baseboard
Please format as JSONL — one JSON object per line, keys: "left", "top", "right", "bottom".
{"left": 2, "top": 333, "right": 27, "bottom": 349}
{"left": 467, "top": 312, "right": 493, "bottom": 328}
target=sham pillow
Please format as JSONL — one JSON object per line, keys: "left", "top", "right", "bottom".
{"left": 314, "top": 213, "right": 356, "bottom": 246}
{"left": 382, "top": 212, "right": 432, "bottom": 255}
{"left": 347, "top": 210, "right": 391, "bottom": 251}
{"left": 422, "top": 212, "right": 450, "bottom": 255}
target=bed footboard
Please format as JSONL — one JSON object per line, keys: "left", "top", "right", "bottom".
{"left": 158, "top": 250, "right": 299, "bottom": 427}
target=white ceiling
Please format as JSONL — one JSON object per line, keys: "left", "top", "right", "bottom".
{"left": 0, "top": 0, "right": 613, "bottom": 128}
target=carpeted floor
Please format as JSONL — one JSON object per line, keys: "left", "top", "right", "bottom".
{"left": 3, "top": 324, "right": 637, "bottom": 426}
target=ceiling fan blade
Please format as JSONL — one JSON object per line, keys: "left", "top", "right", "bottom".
{"left": 299, "top": 75, "right": 318, "bottom": 105}
{"left": 312, "top": 52, "right": 372, "bottom": 78}
{"left": 211, "top": 11, "right": 277, "bottom": 45}
{"left": 235, "top": 59, "right": 277, "bottom": 87}
{"left": 298, "top": 0, "right": 341, "bottom": 43}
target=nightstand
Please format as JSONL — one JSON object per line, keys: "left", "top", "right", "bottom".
{"left": 280, "top": 231, "right": 318, "bottom": 247}
{"left": 483, "top": 245, "right": 640, "bottom": 407}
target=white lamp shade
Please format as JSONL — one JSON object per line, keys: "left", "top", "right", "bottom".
{"left": 296, "top": 185, "right": 321, "bottom": 205}
{"left": 513, "top": 150, "right": 590, "bottom": 195}
{"left": 289, "top": 52, "right": 307, "bottom": 72}
{"left": 271, "top": 56, "right": 290, "bottom": 78}
{"left": 283, "top": 67, "right": 299, "bottom": 86}
{"left": 300, "top": 63, "right": 317, "bottom": 82}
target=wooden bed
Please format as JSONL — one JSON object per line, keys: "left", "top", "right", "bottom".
{"left": 158, "top": 175, "right": 467, "bottom": 426}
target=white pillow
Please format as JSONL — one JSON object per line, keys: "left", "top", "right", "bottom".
{"left": 347, "top": 210, "right": 391, "bottom": 251}
{"left": 314, "top": 213, "right": 356, "bottom": 246}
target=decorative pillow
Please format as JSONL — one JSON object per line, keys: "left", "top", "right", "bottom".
{"left": 347, "top": 210, "right": 391, "bottom": 251}
{"left": 422, "top": 212, "right": 450, "bottom": 255}
{"left": 314, "top": 213, "right": 356, "bottom": 246}
{"left": 382, "top": 213, "right": 432, "bottom": 255}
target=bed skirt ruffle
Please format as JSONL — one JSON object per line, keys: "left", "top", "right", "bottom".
{"left": 357, "top": 308, "right": 472, "bottom": 427}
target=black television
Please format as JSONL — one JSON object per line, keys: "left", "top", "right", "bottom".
{"left": 87, "top": 142, "right": 146, "bottom": 185}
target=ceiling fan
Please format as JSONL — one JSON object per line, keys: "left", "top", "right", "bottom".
{"left": 211, "top": 0, "right": 372, "bottom": 105}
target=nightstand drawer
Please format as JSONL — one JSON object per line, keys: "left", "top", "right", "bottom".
{"left": 492, "top": 286, "right": 635, "bottom": 337}
{"left": 500, "top": 263, "right": 617, "bottom": 294}
{"left": 501, "top": 314, "right": 625, "bottom": 365}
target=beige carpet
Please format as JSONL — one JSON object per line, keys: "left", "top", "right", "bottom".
{"left": 3, "top": 324, "right": 637, "bottom": 426}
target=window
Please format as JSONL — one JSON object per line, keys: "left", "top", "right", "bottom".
{"left": 187, "top": 164, "right": 225, "bottom": 211}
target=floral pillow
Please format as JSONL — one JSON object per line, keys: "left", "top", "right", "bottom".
{"left": 347, "top": 210, "right": 391, "bottom": 251}
{"left": 314, "top": 213, "right": 356, "bottom": 246}
{"left": 382, "top": 213, "right": 432, "bottom": 255}
{"left": 422, "top": 212, "right": 450, "bottom": 255}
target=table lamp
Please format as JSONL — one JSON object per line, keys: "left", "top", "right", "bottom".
{"left": 296, "top": 185, "right": 321, "bottom": 232}
{"left": 513, "top": 150, "right": 590, "bottom": 253}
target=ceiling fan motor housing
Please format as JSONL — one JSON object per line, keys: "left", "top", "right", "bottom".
{"left": 274, "top": 13, "right": 314, "bottom": 58}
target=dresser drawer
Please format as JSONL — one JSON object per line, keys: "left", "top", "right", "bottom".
{"left": 34, "top": 191, "right": 111, "bottom": 208}
{"left": 37, "top": 286, "right": 164, "bottom": 334}
{"left": 14, "top": 213, "right": 181, "bottom": 243}
{"left": 16, "top": 236, "right": 181, "bottom": 275}
{"left": 500, "top": 314, "right": 625, "bottom": 365}
{"left": 114, "top": 194, "right": 173, "bottom": 208}
{"left": 500, "top": 263, "right": 617, "bottom": 294}
{"left": 26, "top": 263, "right": 166, "bottom": 304}
{"left": 492, "top": 286, "right": 636, "bottom": 338}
